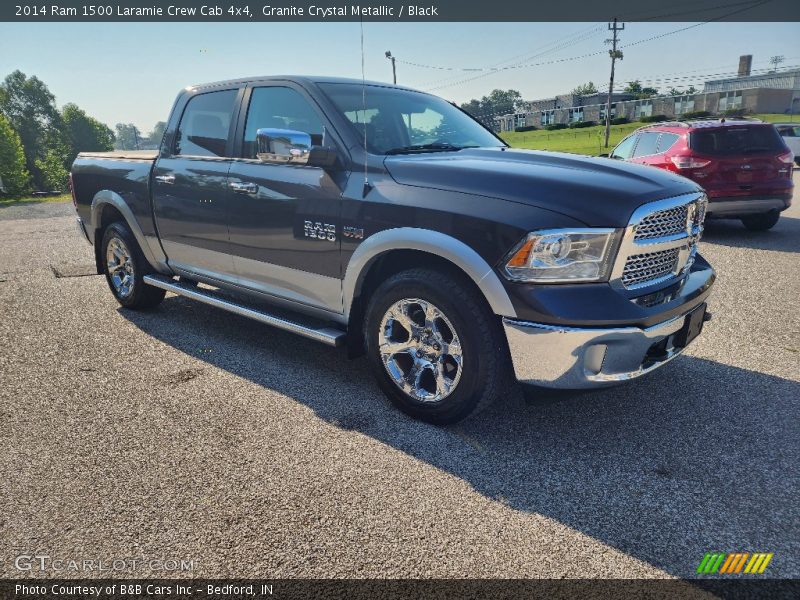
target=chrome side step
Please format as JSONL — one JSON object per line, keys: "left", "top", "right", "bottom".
{"left": 143, "top": 274, "right": 346, "bottom": 347}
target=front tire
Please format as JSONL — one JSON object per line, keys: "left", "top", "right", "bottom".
{"left": 364, "top": 268, "right": 509, "bottom": 425}
{"left": 741, "top": 210, "right": 780, "bottom": 231}
{"left": 101, "top": 222, "right": 166, "bottom": 310}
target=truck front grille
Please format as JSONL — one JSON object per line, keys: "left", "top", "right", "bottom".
{"left": 611, "top": 193, "right": 707, "bottom": 291}
{"left": 622, "top": 248, "right": 680, "bottom": 288}
{"left": 635, "top": 205, "right": 689, "bottom": 240}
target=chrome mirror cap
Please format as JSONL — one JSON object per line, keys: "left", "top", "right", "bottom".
{"left": 256, "top": 128, "right": 311, "bottom": 165}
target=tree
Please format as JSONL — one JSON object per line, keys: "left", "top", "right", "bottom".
{"left": 114, "top": 123, "right": 142, "bottom": 150}
{"left": 666, "top": 87, "right": 683, "bottom": 97}
{"left": 460, "top": 89, "right": 524, "bottom": 127}
{"left": 624, "top": 80, "right": 659, "bottom": 99}
{"left": 0, "top": 70, "right": 62, "bottom": 189}
{"left": 61, "top": 103, "right": 114, "bottom": 166}
{"left": 147, "top": 121, "right": 166, "bottom": 146}
{"left": 35, "top": 147, "right": 69, "bottom": 191}
{"left": 571, "top": 82, "right": 598, "bottom": 96}
{"left": 0, "top": 113, "right": 30, "bottom": 196}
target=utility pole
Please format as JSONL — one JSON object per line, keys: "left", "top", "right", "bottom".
{"left": 385, "top": 51, "right": 397, "bottom": 84}
{"left": 604, "top": 18, "right": 624, "bottom": 149}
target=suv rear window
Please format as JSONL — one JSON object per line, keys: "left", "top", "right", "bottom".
{"left": 689, "top": 125, "right": 785, "bottom": 156}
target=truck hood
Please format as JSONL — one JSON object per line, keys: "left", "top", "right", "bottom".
{"left": 383, "top": 148, "right": 703, "bottom": 227}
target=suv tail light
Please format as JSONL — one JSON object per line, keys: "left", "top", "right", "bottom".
{"left": 670, "top": 156, "right": 711, "bottom": 170}
{"left": 68, "top": 173, "right": 77, "bottom": 209}
{"left": 777, "top": 150, "right": 795, "bottom": 164}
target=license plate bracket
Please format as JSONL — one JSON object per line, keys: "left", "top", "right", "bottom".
{"left": 674, "top": 303, "right": 706, "bottom": 349}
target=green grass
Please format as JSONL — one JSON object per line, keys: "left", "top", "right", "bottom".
{"left": 501, "top": 114, "right": 793, "bottom": 156}
{"left": 0, "top": 193, "right": 72, "bottom": 206}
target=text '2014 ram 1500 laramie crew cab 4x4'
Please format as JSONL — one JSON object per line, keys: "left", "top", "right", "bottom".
{"left": 70, "top": 76, "right": 715, "bottom": 424}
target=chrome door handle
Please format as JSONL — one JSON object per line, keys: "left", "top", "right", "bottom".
{"left": 230, "top": 181, "right": 258, "bottom": 195}
{"left": 155, "top": 174, "right": 175, "bottom": 185}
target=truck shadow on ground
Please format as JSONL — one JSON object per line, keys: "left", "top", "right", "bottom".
{"left": 701, "top": 215, "right": 800, "bottom": 253}
{"left": 123, "top": 300, "right": 799, "bottom": 579}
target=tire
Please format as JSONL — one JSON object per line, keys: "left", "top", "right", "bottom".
{"left": 101, "top": 221, "right": 166, "bottom": 310}
{"left": 741, "top": 210, "right": 780, "bottom": 231}
{"left": 364, "top": 267, "right": 510, "bottom": 425}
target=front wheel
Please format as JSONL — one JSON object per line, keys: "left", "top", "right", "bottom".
{"left": 741, "top": 210, "right": 780, "bottom": 231}
{"left": 101, "top": 222, "right": 166, "bottom": 310}
{"left": 364, "top": 268, "right": 510, "bottom": 425}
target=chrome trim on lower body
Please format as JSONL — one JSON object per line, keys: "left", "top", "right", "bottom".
{"left": 707, "top": 197, "right": 790, "bottom": 217}
{"left": 503, "top": 313, "right": 694, "bottom": 389}
{"left": 142, "top": 275, "right": 345, "bottom": 347}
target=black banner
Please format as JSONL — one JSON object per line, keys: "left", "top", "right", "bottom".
{"left": 2, "top": 579, "right": 800, "bottom": 600}
{"left": 2, "top": 0, "right": 799, "bottom": 22}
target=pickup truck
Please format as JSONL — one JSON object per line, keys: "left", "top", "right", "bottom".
{"left": 70, "top": 76, "right": 715, "bottom": 424}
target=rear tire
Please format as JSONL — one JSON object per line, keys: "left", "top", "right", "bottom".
{"left": 741, "top": 210, "right": 780, "bottom": 231}
{"left": 101, "top": 221, "right": 166, "bottom": 310}
{"left": 364, "top": 267, "right": 510, "bottom": 425}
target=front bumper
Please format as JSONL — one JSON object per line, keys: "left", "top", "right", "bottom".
{"left": 503, "top": 309, "right": 702, "bottom": 389}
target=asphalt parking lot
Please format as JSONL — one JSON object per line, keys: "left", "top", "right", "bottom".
{"left": 1, "top": 175, "right": 798, "bottom": 582}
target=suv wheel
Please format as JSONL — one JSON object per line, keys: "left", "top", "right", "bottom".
{"left": 101, "top": 222, "right": 166, "bottom": 309}
{"left": 741, "top": 210, "right": 780, "bottom": 231}
{"left": 364, "top": 268, "right": 509, "bottom": 425}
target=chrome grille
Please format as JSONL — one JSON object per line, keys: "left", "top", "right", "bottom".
{"left": 622, "top": 248, "right": 680, "bottom": 288}
{"left": 611, "top": 193, "right": 707, "bottom": 291}
{"left": 634, "top": 205, "right": 689, "bottom": 240}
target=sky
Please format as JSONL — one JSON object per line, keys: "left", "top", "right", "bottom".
{"left": 1, "top": 21, "right": 798, "bottom": 134}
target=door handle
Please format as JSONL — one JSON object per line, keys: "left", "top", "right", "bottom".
{"left": 230, "top": 181, "right": 258, "bottom": 195}
{"left": 155, "top": 174, "right": 175, "bottom": 185}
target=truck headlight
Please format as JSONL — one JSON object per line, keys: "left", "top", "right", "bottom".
{"left": 503, "top": 228, "right": 618, "bottom": 283}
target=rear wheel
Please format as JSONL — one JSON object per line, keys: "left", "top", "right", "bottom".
{"left": 741, "top": 210, "right": 780, "bottom": 231}
{"left": 101, "top": 222, "right": 166, "bottom": 310}
{"left": 364, "top": 268, "right": 510, "bottom": 425}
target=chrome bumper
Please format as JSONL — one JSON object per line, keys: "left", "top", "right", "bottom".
{"left": 503, "top": 313, "right": 693, "bottom": 389}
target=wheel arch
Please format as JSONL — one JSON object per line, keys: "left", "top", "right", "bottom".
{"left": 343, "top": 228, "right": 517, "bottom": 342}
{"left": 89, "top": 190, "right": 169, "bottom": 274}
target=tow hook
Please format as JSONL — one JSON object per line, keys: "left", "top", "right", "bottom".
{"left": 703, "top": 311, "right": 713, "bottom": 322}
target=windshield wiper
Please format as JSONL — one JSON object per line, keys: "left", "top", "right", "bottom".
{"left": 384, "top": 143, "right": 471, "bottom": 155}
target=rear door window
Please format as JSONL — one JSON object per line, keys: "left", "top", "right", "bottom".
{"left": 175, "top": 90, "right": 238, "bottom": 157}
{"left": 632, "top": 132, "right": 660, "bottom": 157}
{"left": 689, "top": 126, "right": 785, "bottom": 156}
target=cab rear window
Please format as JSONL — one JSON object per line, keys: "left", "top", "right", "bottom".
{"left": 689, "top": 126, "right": 784, "bottom": 156}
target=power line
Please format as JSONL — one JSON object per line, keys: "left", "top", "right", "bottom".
{"left": 421, "top": 0, "right": 773, "bottom": 92}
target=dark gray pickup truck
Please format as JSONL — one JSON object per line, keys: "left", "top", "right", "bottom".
{"left": 70, "top": 76, "right": 715, "bottom": 424}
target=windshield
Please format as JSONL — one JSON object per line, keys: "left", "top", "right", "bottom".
{"left": 319, "top": 83, "right": 505, "bottom": 155}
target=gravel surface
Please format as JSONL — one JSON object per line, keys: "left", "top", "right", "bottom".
{"left": 1, "top": 178, "right": 798, "bottom": 582}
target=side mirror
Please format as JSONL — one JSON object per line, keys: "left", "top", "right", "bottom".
{"left": 256, "top": 128, "right": 337, "bottom": 168}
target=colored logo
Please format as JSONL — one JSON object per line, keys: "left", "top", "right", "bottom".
{"left": 696, "top": 552, "right": 773, "bottom": 575}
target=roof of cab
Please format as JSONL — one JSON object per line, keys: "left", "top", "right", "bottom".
{"left": 186, "top": 75, "right": 424, "bottom": 94}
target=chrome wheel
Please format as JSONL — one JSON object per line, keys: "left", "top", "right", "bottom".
{"left": 378, "top": 298, "right": 463, "bottom": 403}
{"left": 106, "top": 236, "right": 135, "bottom": 298}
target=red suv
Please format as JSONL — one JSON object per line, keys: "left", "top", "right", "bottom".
{"left": 610, "top": 119, "right": 794, "bottom": 230}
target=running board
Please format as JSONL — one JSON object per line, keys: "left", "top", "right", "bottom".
{"left": 143, "top": 275, "right": 345, "bottom": 347}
